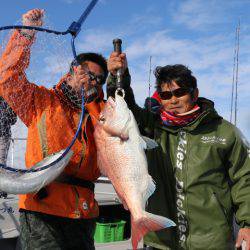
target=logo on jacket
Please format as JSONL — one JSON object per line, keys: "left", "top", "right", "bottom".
{"left": 175, "top": 131, "right": 188, "bottom": 246}
{"left": 201, "top": 136, "right": 226, "bottom": 145}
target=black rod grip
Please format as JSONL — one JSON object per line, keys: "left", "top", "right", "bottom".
{"left": 113, "top": 38, "right": 122, "bottom": 54}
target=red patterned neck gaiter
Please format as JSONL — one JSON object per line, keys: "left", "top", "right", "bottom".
{"left": 160, "top": 105, "right": 201, "bottom": 126}
{"left": 151, "top": 91, "right": 201, "bottom": 127}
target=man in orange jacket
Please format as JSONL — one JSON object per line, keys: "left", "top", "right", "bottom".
{"left": 0, "top": 9, "right": 108, "bottom": 250}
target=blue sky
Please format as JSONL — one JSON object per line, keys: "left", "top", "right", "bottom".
{"left": 0, "top": 0, "right": 250, "bottom": 141}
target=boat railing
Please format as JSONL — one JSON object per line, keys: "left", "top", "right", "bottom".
{"left": 9, "top": 137, "right": 27, "bottom": 168}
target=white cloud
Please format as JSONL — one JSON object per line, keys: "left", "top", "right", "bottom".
{"left": 171, "top": 0, "right": 223, "bottom": 30}
{"left": 170, "top": 0, "right": 244, "bottom": 31}
{"left": 76, "top": 29, "right": 116, "bottom": 53}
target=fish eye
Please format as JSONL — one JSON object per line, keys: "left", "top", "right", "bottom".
{"left": 99, "top": 116, "right": 106, "bottom": 123}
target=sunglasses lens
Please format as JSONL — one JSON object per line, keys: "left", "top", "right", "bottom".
{"left": 159, "top": 91, "right": 172, "bottom": 100}
{"left": 159, "top": 88, "right": 192, "bottom": 100}
{"left": 174, "top": 88, "right": 190, "bottom": 97}
{"left": 87, "top": 71, "right": 104, "bottom": 85}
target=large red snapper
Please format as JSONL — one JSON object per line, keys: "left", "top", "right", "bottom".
{"left": 94, "top": 92, "right": 175, "bottom": 249}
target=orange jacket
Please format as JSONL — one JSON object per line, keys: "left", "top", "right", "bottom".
{"left": 0, "top": 30, "right": 104, "bottom": 219}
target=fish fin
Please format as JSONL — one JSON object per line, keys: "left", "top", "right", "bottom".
{"left": 120, "top": 132, "right": 129, "bottom": 141}
{"left": 131, "top": 212, "right": 176, "bottom": 250}
{"left": 140, "top": 136, "right": 158, "bottom": 149}
{"left": 142, "top": 175, "right": 156, "bottom": 205}
{"left": 120, "top": 112, "right": 132, "bottom": 141}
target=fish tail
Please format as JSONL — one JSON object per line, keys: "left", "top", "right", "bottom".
{"left": 131, "top": 212, "right": 176, "bottom": 249}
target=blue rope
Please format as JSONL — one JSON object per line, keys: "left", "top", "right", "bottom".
{"left": 0, "top": 0, "right": 99, "bottom": 173}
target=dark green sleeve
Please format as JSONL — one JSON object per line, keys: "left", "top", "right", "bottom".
{"left": 106, "top": 70, "right": 158, "bottom": 134}
{"left": 228, "top": 129, "right": 250, "bottom": 228}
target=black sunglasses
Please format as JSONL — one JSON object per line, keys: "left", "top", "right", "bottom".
{"left": 159, "top": 87, "right": 193, "bottom": 100}
{"left": 86, "top": 71, "right": 105, "bottom": 85}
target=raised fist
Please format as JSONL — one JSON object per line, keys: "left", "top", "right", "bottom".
{"left": 21, "top": 9, "right": 45, "bottom": 38}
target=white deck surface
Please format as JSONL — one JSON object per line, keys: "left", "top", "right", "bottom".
{"left": 0, "top": 194, "right": 20, "bottom": 239}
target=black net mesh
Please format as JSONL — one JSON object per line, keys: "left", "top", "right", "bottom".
{"left": 0, "top": 17, "right": 83, "bottom": 194}
{"left": 0, "top": 19, "right": 73, "bottom": 163}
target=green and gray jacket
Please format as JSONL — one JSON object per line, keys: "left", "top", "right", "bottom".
{"left": 107, "top": 72, "right": 250, "bottom": 250}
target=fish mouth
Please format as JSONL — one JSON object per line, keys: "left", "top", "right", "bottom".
{"left": 107, "top": 96, "right": 116, "bottom": 108}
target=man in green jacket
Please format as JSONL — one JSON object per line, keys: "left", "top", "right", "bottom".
{"left": 107, "top": 52, "right": 250, "bottom": 250}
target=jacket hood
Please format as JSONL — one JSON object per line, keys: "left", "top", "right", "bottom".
{"left": 190, "top": 97, "right": 222, "bottom": 130}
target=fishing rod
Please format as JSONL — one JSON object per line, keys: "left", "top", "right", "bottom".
{"left": 148, "top": 56, "right": 152, "bottom": 112}
{"left": 0, "top": 0, "right": 99, "bottom": 173}
{"left": 234, "top": 20, "right": 240, "bottom": 126}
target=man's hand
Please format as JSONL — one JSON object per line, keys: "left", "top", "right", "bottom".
{"left": 107, "top": 52, "right": 128, "bottom": 76}
{"left": 21, "top": 9, "right": 44, "bottom": 38}
{"left": 67, "top": 65, "right": 91, "bottom": 95}
{"left": 67, "top": 64, "right": 103, "bottom": 102}
{"left": 236, "top": 228, "right": 250, "bottom": 250}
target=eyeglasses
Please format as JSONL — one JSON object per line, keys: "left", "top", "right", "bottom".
{"left": 86, "top": 71, "right": 105, "bottom": 85}
{"left": 158, "top": 87, "right": 193, "bottom": 100}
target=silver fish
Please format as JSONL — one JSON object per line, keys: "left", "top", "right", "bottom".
{"left": 0, "top": 149, "right": 73, "bottom": 194}
{"left": 94, "top": 92, "right": 175, "bottom": 250}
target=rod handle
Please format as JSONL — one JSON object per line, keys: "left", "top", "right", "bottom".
{"left": 113, "top": 38, "right": 122, "bottom": 54}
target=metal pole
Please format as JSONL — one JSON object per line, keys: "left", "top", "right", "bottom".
{"left": 234, "top": 21, "right": 240, "bottom": 126}
{"left": 230, "top": 27, "right": 237, "bottom": 123}
{"left": 148, "top": 56, "right": 152, "bottom": 111}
